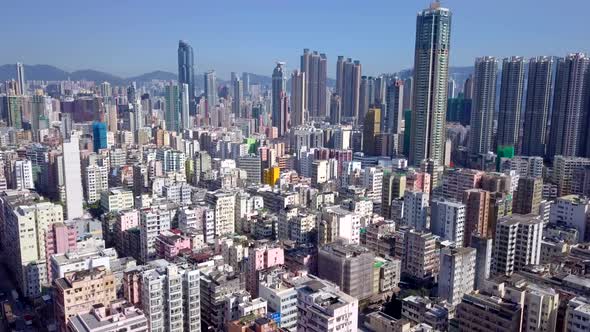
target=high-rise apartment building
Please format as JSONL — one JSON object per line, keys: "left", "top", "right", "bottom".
{"left": 290, "top": 70, "right": 306, "bottom": 126}
{"left": 497, "top": 56, "right": 525, "bottom": 150}
{"left": 139, "top": 207, "right": 171, "bottom": 262}
{"left": 318, "top": 242, "right": 375, "bottom": 300}
{"left": 513, "top": 177, "right": 543, "bottom": 214}
{"left": 178, "top": 40, "right": 196, "bottom": 115}
{"left": 549, "top": 195, "right": 590, "bottom": 242}
{"left": 137, "top": 260, "right": 200, "bottom": 332}
{"left": 385, "top": 79, "right": 404, "bottom": 135}
{"left": 338, "top": 58, "right": 362, "bottom": 120}
{"left": 205, "top": 190, "right": 236, "bottom": 236}
{"left": 180, "top": 83, "right": 190, "bottom": 131}
{"left": 272, "top": 62, "right": 287, "bottom": 130}
{"left": 62, "top": 133, "right": 84, "bottom": 219}
{"left": 54, "top": 267, "right": 117, "bottom": 332}
{"left": 438, "top": 247, "right": 476, "bottom": 306}
{"left": 4, "top": 197, "right": 63, "bottom": 297}
{"left": 12, "top": 159, "right": 34, "bottom": 190}
{"left": 470, "top": 234, "right": 492, "bottom": 290}
{"left": 431, "top": 198, "right": 466, "bottom": 246}
{"left": 469, "top": 56, "right": 498, "bottom": 156}
{"left": 552, "top": 155, "right": 590, "bottom": 196}
{"left": 16, "top": 62, "right": 25, "bottom": 95}
{"left": 301, "top": 49, "right": 327, "bottom": 118}
{"left": 296, "top": 276, "right": 359, "bottom": 332}
{"left": 204, "top": 70, "right": 218, "bottom": 114}
{"left": 493, "top": 214, "right": 543, "bottom": 276}
{"left": 232, "top": 75, "right": 243, "bottom": 117}
{"left": 402, "top": 190, "right": 429, "bottom": 232}
{"left": 463, "top": 189, "right": 490, "bottom": 245}
{"left": 409, "top": 2, "right": 452, "bottom": 166}
{"left": 164, "top": 83, "right": 180, "bottom": 132}
{"left": 402, "top": 230, "right": 439, "bottom": 283}
{"left": 362, "top": 107, "right": 381, "bottom": 156}
{"left": 522, "top": 56, "right": 553, "bottom": 157}
{"left": 547, "top": 53, "right": 590, "bottom": 158}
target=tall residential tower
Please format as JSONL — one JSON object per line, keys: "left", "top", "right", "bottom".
{"left": 409, "top": 2, "right": 452, "bottom": 166}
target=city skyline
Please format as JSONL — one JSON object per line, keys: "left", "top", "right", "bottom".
{"left": 2, "top": 0, "right": 589, "bottom": 78}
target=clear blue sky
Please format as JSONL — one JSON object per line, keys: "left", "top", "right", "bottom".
{"left": 3, "top": 0, "right": 589, "bottom": 79}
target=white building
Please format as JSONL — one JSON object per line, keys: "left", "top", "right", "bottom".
{"left": 430, "top": 198, "right": 465, "bottom": 247}
{"left": 402, "top": 191, "right": 429, "bottom": 231}
{"left": 549, "top": 195, "right": 589, "bottom": 242}
{"left": 100, "top": 187, "right": 134, "bottom": 212}
{"left": 565, "top": 296, "right": 590, "bottom": 332}
{"left": 13, "top": 159, "right": 34, "bottom": 190}
{"left": 296, "top": 276, "right": 358, "bottom": 332}
{"left": 62, "top": 133, "right": 84, "bottom": 219}
{"left": 139, "top": 208, "right": 171, "bottom": 262}
{"left": 258, "top": 272, "right": 298, "bottom": 330}
{"left": 493, "top": 214, "right": 543, "bottom": 276}
{"left": 320, "top": 205, "right": 361, "bottom": 245}
{"left": 438, "top": 247, "right": 475, "bottom": 306}
{"left": 4, "top": 198, "right": 63, "bottom": 297}
{"left": 83, "top": 164, "right": 109, "bottom": 203}
{"left": 156, "top": 148, "right": 186, "bottom": 174}
{"left": 363, "top": 167, "right": 384, "bottom": 202}
{"left": 139, "top": 260, "right": 200, "bottom": 332}
{"left": 206, "top": 190, "right": 236, "bottom": 237}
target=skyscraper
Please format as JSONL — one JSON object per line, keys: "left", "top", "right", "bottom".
{"left": 180, "top": 83, "right": 190, "bottom": 130}
{"left": 385, "top": 79, "right": 404, "bottom": 134}
{"left": 178, "top": 40, "right": 196, "bottom": 115}
{"left": 16, "top": 62, "right": 25, "bottom": 95}
{"left": 164, "top": 83, "right": 180, "bottom": 132}
{"left": 204, "top": 70, "right": 218, "bottom": 114}
{"left": 547, "top": 53, "right": 590, "bottom": 158}
{"left": 330, "top": 94, "right": 341, "bottom": 125}
{"left": 232, "top": 75, "right": 243, "bottom": 117}
{"left": 522, "top": 56, "right": 553, "bottom": 157}
{"left": 469, "top": 56, "right": 498, "bottom": 156}
{"left": 409, "top": 2, "right": 452, "bottom": 166}
{"left": 359, "top": 76, "right": 370, "bottom": 121}
{"left": 272, "top": 62, "right": 287, "bottom": 132}
{"left": 340, "top": 58, "right": 361, "bottom": 120}
{"left": 301, "top": 49, "right": 327, "bottom": 118}
{"left": 363, "top": 108, "right": 381, "bottom": 156}
{"left": 92, "top": 121, "right": 107, "bottom": 153}
{"left": 62, "top": 133, "right": 84, "bottom": 219}
{"left": 336, "top": 56, "right": 345, "bottom": 96}
{"left": 497, "top": 56, "right": 525, "bottom": 150}
{"left": 291, "top": 70, "right": 306, "bottom": 127}
{"left": 241, "top": 72, "right": 250, "bottom": 96}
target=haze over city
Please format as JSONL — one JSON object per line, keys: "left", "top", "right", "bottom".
{"left": 2, "top": 0, "right": 589, "bottom": 77}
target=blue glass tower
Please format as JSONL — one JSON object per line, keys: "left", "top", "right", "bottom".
{"left": 178, "top": 40, "right": 196, "bottom": 115}
{"left": 93, "top": 121, "right": 107, "bottom": 152}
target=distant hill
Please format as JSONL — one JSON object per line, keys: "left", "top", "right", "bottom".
{"left": 128, "top": 70, "right": 178, "bottom": 82}
{"left": 0, "top": 63, "right": 471, "bottom": 87}
{"left": 0, "top": 64, "right": 177, "bottom": 85}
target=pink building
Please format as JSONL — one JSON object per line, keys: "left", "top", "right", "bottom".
{"left": 67, "top": 300, "right": 148, "bottom": 332}
{"left": 155, "top": 229, "right": 192, "bottom": 260}
{"left": 406, "top": 171, "right": 432, "bottom": 194}
{"left": 117, "top": 209, "right": 139, "bottom": 231}
{"left": 246, "top": 242, "right": 284, "bottom": 296}
{"left": 46, "top": 223, "right": 77, "bottom": 281}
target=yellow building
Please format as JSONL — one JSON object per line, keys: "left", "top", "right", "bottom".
{"left": 263, "top": 167, "right": 280, "bottom": 186}
{"left": 54, "top": 266, "right": 117, "bottom": 332}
